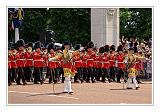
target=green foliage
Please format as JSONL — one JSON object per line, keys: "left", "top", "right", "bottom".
{"left": 8, "top": 8, "right": 90, "bottom": 46}
{"left": 120, "top": 8, "right": 152, "bottom": 40}
{"left": 8, "top": 8, "right": 152, "bottom": 44}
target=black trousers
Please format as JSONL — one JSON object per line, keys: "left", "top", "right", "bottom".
{"left": 117, "top": 68, "right": 124, "bottom": 82}
{"left": 74, "top": 67, "right": 83, "bottom": 82}
{"left": 24, "top": 67, "right": 32, "bottom": 81}
{"left": 17, "top": 67, "right": 26, "bottom": 84}
{"left": 49, "top": 68, "right": 58, "bottom": 83}
{"left": 110, "top": 66, "right": 116, "bottom": 81}
{"left": 59, "top": 67, "right": 64, "bottom": 83}
{"left": 86, "top": 67, "right": 95, "bottom": 82}
{"left": 82, "top": 67, "right": 87, "bottom": 81}
{"left": 8, "top": 68, "right": 12, "bottom": 85}
{"left": 102, "top": 68, "right": 110, "bottom": 82}
{"left": 11, "top": 68, "right": 17, "bottom": 82}
{"left": 33, "top": 67, "right": 42, "bottom": 83}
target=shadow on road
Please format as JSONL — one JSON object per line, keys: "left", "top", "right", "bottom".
{"left": 26, "top": 92, "right": 66, "bottom": 97}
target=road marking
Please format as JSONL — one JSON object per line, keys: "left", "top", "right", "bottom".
{"left": 9, "top": 91, "right": 79, "bottom": 100}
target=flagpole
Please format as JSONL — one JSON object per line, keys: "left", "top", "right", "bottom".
{"left": 15, "top": 28, "right": 19, "bottom": 43}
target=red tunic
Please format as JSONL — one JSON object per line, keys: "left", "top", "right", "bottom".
{"left": 102, "top": 54, "right": 110, "bottom": 68}
{"left": 116, "top": 54, "right": 125, "bottom": 69}
{"left": 8, "top": 56, "right": 11, "bottom": 69}
{"left": 86, "top": 51, "right": 95, "bottom": 67}
{"left": 48, "top": 53, "right": 60, "bottom": 68}
{"left": 93, "top": 55, "right": 99, "bottom": 68}
{"left": 109, "top": 54, "right": 115, "bottom": 67}
{"left": 33, "top": 51, "right": 44, "bottom": 67}
{"left": 73, "top": 51, "right": 82, "bottom": 68}
{"left": 9, "top": 54, "right": 17, "bottom": 68}
{"left": 82, "top": 54, "right": 87, "bottom": 68}
{"left": 96, "top": 55, "right": 103, "bottom": 68}
{"left": 16, "top": 51, "right": 25, "bottom": 67}
{"left": 24, "top": 52, "right": 33, "bottom": 67}
{"left": 135, "top": 60, "right": 143, "bottom": 70}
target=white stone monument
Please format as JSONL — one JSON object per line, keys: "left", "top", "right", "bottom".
{"left": 91, "top": 8, "right": 119, "bottom": 48}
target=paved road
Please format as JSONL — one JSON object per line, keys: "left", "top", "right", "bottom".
{"left": 8, "top": 81, "right": 152, "bottom": 104}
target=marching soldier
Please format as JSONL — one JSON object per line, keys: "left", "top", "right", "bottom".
{"left": 103, "top": 45, "right": 111, "bottom": 83}
{"left": 24, "top": 42, "right": 33, "bottom": 82}
{"left": 8, "top": 45, "right": 12, "bottom": 86}
{"left": 47, "top": 42, "right": 59, "bottom": 83}
{"left": 81, "top": 49, "right": 88, "bottom": 82}
{"left": 109, "top": 45, "right": 116, "bottom": 82}
{"left": 96, "top": 47, "right": 104, "bottom": 82}
{"left": 73, "top": 44, "right": 83, "bottom": 83}
{"left": 32, "top": 41, "right": 44, "bottom": 84}
{"left": 10, "top": 44, "right": 18, "bottom": 83}
{"left": 86, "top": 41, "right": 96, "bottom": 83}
{"left": 16, "top": 39, "right": 27, "bottom": 85}
{"left": 116, "top": 45, "right": 125, "bottom": 83}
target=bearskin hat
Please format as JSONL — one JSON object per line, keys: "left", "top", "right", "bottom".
{"left": 99, "top": 47, "right": 104, "bottom": 53}
{"left": 87, "top": 41, "right": 94, "bottom": 49}
{"left": 34, "top": 41, "right": 42, "bottom": 49}
{"left": 110, "top": 45, "right": 115, "bottom": 51}
{"left": 11, "top": 43, "right": 16, "bottom": 50}
{"left": 104, "top": 45, "right": 110, "bottom": 52}
{"left": 117, "top": 45, "right": 123, "bottom": 52}
{"left": 27, "top": 42, "right": 33, "bottom": 48}
{"left": 16, "top": 39, "right": 25, "bottom": 48}
{"left": 63, "top": 41, "right": 71, "bottom": 46}
{"left": 8, "top": 42, "right": 13, "bottom": 50}
{"left": 74, "top": 44, "right": 81, "bottom": 50}
{"left": 129, "top": 47, "right": 134, "bottom": 51}
{"left": 133, "top": 46, "right": 138, "bottom": 53}
{"left": 48, "top": 42, "right": 55, "bottom": 52}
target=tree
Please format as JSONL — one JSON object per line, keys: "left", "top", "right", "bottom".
{"left": 8, "top": 8, "right": 91, "bottom": 46}
{"left": 120, "top": 8, "right": 152, "bottom": 40}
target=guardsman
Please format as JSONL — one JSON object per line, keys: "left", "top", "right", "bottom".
{"left": 86, "top": 41, "right": 96, "bottom": 83}
{"left": 81, "top": 49, "right": 88, "bottom": 82}
{"left": 109, "top": 45, "right": 116, "bottom": 82}
{"left": 47, "top": 42, "right": 59, "bottom": 83}
{"left": 8, "top": 45, "right": 12, "bottom": 86}
{"left": 116, "top": 45, "right": 125, "bottom": 83}
{"left": 97, "top": 47, "right": 105, "bottom": 82}
{"left": 16, "top": 39, "right": 26, "bottom": 85}
{"left": 73, "top": 44, "right": 83, "bottom": 83}
{"left": 24, "top": 42, "right": 33, "bottom": 82}
{"left": 32, "top": 41, "right": 44, "bottom": 84}
{"left": 10, "top": 44, "right": 18, "bottom": 83}
{"left": 103, "top": 45, "right": 111, "bottom": 83}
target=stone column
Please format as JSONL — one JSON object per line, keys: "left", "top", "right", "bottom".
{"left": 91, "top": 8, "right": 119, "bottom": 48}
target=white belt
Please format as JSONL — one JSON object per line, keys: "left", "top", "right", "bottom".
{"left": 34, "top": 60, "right": 44, "bottom": 62}
{"left": 49, "top": 61, "right": 59, "bottom": 62}
{"left": 26, "top": 59, "right": 33, "bottom": 61}
{"left": 87, "top": 59, "right": 94, "bottom": 60}
{"left": 17, "top": 59, "right": 25, "bottom": 61}
{"left": 117, "top": 62, "right": 124, "bottom": 63}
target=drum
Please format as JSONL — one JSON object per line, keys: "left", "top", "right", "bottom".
{"left": 128, "top": 68, "right": 137, "bottom": 77}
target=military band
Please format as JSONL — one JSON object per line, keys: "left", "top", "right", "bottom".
{"left": 8, "top": 39, "right": 147, "bottom": 91}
